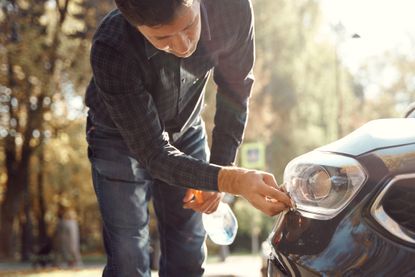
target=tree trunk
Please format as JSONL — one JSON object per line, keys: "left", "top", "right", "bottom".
{"left": 0, "top": 41, "right": 20, "bottom": 260}
{"left": 0, "top": 146, "right": 32, "bottom": 258}
{"left": 0, "top": 119, "right": 20, "bottom": 259}
{"left": 37, "top": 144, "right": 49, "bottom": 247}
{"left": 0, "top": 174, "right": 22, "bottom": 259}
{"left": 20, "top": 211, "right": 34, "bottom": 261}
{"left": 21, "top": 169, "right": 34, "bottom": 261}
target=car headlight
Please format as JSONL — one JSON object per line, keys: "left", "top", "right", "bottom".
{"left": 284, "top": 151, "right": 367, "bottom": 220}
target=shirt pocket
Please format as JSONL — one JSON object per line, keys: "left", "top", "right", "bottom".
{"left": 183, "top": 53, "right": 215, "bottom": 81}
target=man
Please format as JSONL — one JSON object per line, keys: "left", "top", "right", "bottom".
{"left": 85, "top": 0, "right": 292, "bottom": 276}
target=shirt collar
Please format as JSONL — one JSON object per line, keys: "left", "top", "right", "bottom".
{"left": 144, "top": 0, "right": 212, "bottom": 60}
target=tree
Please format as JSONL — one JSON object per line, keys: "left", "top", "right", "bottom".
{"left": 354, "top": 50, "right": 415, "bottom": 119}
{"left": 0, "top": 0, "right": 112, "bottom": 259}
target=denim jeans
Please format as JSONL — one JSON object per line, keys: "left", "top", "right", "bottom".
{"left": 86, "top": 116, "right": 208, "bottom": 277}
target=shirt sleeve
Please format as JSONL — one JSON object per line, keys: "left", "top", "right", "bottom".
{"left": 211, "top": 0, "right": 255, "bottom": 166}
{"left": 90, "top": 40, "right": 221, "bottom": 191}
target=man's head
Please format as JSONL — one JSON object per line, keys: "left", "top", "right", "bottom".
{"left": 115, "top": 0, "right": 202, "bottom": 58}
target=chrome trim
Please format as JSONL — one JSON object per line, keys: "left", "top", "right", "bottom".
{"left": 279, "top": 253, "right": 296, "bottom": 277}
{"left": 294, "top": 207, "right": 335, "bottom": 220}
{"left": 268, "top": 210, "right": 287, "bottom": 240}
{"left": 370, "top": 173, "right": 415, "bottom": 244}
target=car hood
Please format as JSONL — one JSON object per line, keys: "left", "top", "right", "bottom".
{"left": 317, "top": 118, "right": 415, "bottom": 156}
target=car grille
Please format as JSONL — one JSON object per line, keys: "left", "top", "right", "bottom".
{"left": 382, "top": 178, "right": 415, "bottom": 233}
{"left": 371, "top": 174, "right": 415, "bottom": 244}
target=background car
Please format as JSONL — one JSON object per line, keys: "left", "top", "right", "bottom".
{"left": 265, "top": 105, "right": 415, "bottom": 276}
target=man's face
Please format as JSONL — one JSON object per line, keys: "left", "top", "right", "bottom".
{"left": 137, "top": 0, "right": 201, "bottom": 58}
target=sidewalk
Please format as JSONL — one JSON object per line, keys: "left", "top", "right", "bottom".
{"left": 204, "top": 255, "right": 262, "bottom": 277}
{"left": 0, "top": 254, "right": 263, "bottom": 277}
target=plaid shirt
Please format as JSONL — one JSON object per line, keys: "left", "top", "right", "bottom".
{"left": 85, "top": 0, "right": 255, "bottom": 191}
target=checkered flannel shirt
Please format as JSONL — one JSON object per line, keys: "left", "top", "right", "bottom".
{"left": 85, "top": 0, "right": 255, "bottom": 191}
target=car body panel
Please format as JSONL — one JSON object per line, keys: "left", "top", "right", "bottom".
{"left": 268, "top": 119, "right": 415, "bottom": 276}
{"left": 318, "top": 118, "right": 415, "bottom": 156}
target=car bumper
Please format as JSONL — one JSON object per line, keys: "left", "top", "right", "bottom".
{"left": 267, "top": 203, "right": 415, "bottom": 276}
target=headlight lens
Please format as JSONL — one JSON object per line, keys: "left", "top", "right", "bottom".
{"left": 284, "top": 151, "right": 367, "bottom": 219}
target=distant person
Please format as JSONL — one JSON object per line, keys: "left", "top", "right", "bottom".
{"left": 85, "top": 0, "right": 292, "bottom": 276}
{"left": 54, "top": 206, "right": 83, "bottom": 267}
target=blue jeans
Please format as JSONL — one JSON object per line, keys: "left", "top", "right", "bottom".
{"left": 86, "top": 117, "right": 208, "bottom": 277}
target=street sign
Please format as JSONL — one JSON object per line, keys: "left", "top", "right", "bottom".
{"left": 240, "top": 142, "right": 266, "bottom": 170}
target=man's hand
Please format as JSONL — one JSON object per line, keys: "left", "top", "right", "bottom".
{"left": 218, "top": 167, "right": 292, "bottom": 216}
{"left": 182, "top": 189, "right": 223, "bottom": 214}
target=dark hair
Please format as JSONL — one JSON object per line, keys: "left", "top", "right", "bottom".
{"left": 115, "top": 0, "right": 192, "bottom": 27}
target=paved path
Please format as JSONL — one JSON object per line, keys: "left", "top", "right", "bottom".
{"left": 204, "top": 255, "right": 263, "bottom": 277}
{"left": 0, "top": 254, "right": 263, "bottom": 277}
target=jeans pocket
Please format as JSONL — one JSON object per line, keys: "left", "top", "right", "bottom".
{"left": 88, "top": 132, "right": 150, "bottom": 183}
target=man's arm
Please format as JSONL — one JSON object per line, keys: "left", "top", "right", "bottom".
{"left": 90, "top": 41, "right": 221, "bottom": 191}
{"left": 206, "top": 0, "right": 293, "bottom": 216}
{"left": 211, "top": 0, "right": 255, "bottom": 166}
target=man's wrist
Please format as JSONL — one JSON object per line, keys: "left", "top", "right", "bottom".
{"left": 218, "top": 166, "right": 249, "bottom": 195}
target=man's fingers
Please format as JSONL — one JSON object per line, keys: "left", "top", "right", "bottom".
{"left": 249, "top": 195, "right": 288, "bottom": 216}
{"left": 183, "top": 193, "right": 222, "bottom": 213}
{"left": 204, "top": 194, "right": 220, "bottom": 211}
{"left": 261, "top": 172, "right": 292, "bottom": 207}
{"left": 262, "top": 172, "right": 278, "bottom": 188}
{"left": 183, "top": 200, "right": 197, "bottom": 209}
{"left": 182, "top": 189, "right": 195, "bottom": 203}
{"left": 199, "top": 199, "right": 216, "bottom": 212}
{"left": 183, "top": 200, "right": 207, "bottom": 212}
{"left": 183, "top": 200, "right": 201, "bottom": 210}
{"left": 204, "top": 200, "right": 220, "bottom": 214}
{"left": 262, "top": 183, "right": 292, "bottom": 207}
{"left": 267, "top": 201, "right": 288, "bottom": 216}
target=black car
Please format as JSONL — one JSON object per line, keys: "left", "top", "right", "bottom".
{"left": 266, "top": 107, "right": 415, "bottom": 276}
